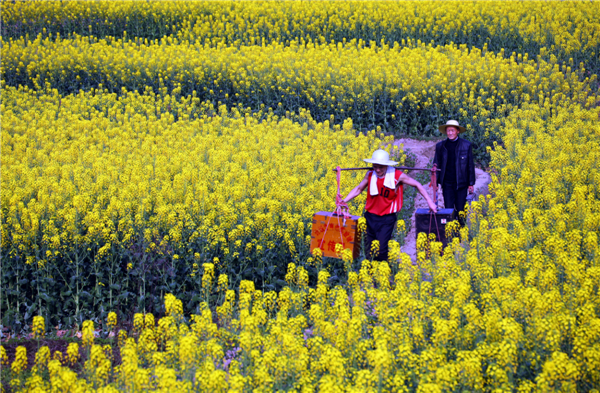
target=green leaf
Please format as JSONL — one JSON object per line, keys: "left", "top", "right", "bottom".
{"left": 116, "top": 291, "right": 133, "bottom": 301}
{"left": 24, "top": 303, "right": 37, "bottom": 321}
{"left": 80, "top": 291, "right": 93, "bottom": 300}
{"left": 39, "top": 292, "right": 52, "bottom": 302}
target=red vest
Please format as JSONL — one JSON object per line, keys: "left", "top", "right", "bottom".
{"left": 365, "top": 169, "right": 404, "bottom": 216}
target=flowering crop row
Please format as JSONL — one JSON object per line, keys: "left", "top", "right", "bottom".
{"left": 2, "top": 36, "right": 597, "bottom": 163}
{"left": 6, "top": 104, "right": 600, "bottom": 390}
{"left": 462, "top": 102, "right": 600, "bottom": 391}
{"left": 2, "top": 1, "right": 599, "bottom": 75}
{"left": 3, "top": 100, "right": 599, "bottom": 391}
{"left": 0, "top": 83, "right": 399, "bottom": 329}
{"left": 2, "top": 2, "right": 600, "bottom": 390}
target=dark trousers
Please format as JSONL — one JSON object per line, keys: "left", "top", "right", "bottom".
{"left": 364, "top": 211, "right": 397, "bottom": 261}
{"left": 442, "top": 184, "right": 469, "bottom": 224}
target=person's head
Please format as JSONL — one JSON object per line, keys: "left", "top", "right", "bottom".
{"left": 372, "top": 163, "right": 388, "bottom": 178}
{"left": 445, "top": 126, "right": 460, "bottom": 140}
{"left": 439, "top": 120, "right": 466, "bottom": 140}
{"left": 363, "top": 149, "right": 398, "bottom": 177}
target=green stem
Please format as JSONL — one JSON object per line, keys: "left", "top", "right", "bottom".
{"left": 75, "top": 252, "right": 81, "bottom": 323}
{"left": 109, "top": 251, "right": 116, "bottom": 309}
{"left": 36, "top": 258, "right": 41, "bottom": 317}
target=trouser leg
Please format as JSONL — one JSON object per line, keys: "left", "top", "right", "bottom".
{"left": 442, "top": 184, "right": 469, "bottom": 225}
{"left": 454, "top": 186, "right": 469, "bottom": 225}
{"left": 365, "top": 212, "right": 376, "bottom": 260}
{"left": 442, "top": 184, "right": 457, "bottom": 214}
{"left": 364, "top": 211, "right": 397, "bottom": 261}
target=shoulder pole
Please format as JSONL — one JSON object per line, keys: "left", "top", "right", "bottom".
{"left": 332, "top": 166, "right": 440, "bottom": 172}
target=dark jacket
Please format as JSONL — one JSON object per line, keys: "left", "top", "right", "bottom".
{"left": 433, "top": 137, "right": 475, "bottom": 189}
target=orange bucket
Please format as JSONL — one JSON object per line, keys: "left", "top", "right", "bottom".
{"left": 310, "top": 211, "right": 361, "bottom": 259}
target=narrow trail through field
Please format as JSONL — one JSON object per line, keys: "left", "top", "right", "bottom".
{"left": 393, "top": 138, "right": 492, "bottom": 262}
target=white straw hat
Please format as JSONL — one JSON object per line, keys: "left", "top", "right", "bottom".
{"left": 439, "top": 119, "right": 466, "bottom": 134}
{"left": 363, "top": 149, "right": 398, "bottom": 166}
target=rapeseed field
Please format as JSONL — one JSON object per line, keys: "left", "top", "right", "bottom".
{"left": 1, "top": 1, "right": 599, "bottom": 391}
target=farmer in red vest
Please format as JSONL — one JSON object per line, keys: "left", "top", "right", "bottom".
{"left": 342, "top": 149, "right": 437, "bottom": 261}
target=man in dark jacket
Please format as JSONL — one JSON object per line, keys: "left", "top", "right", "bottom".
{"left": 432, "top": 120, "right": 475, "bottom": 224}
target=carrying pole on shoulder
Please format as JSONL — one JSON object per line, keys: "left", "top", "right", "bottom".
{"left": 430, "top": 164, "right": 438, "bottom": 206}
{"left": 332, "top": 166, "right": 440, "bottom": 172}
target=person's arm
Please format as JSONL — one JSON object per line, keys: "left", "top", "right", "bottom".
{"left": 468, "top": 143, "right": 475, "bottom": 193}
{"left": 397, "top": 173, "right": 437, "bottom": 213}
{"left": 432, "top": 143, "right": 439, "bottom": 168}
{"left": 432, "top": 143, "right": 440, "bottom": 191}
{"left": 342, "top": 172, "right": 370, "bottom": 203}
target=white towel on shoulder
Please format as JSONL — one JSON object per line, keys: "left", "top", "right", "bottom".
{"left": 369, "top": 167, "right": 397, "bottom": 195}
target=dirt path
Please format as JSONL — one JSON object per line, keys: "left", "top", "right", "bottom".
{"left": 393, "top": 138, "right": 491, "bottom": 262}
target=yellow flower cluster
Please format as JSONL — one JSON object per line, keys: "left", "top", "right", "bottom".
{"left": 81, "top": 320, "right": 95, "bottom": 348}
{"left": 1, "top": 84, "right": 385, "bottom": 246}
{"left": 165, "top": 293, "right": 183, "bottom": 317}
{"left": 106, "top": 311, "right": 117, "bottom": 331}
{"left": 1, "top": 82, "right": 392, "bottom": 320}
{"left": 6, "top": 204, "right": 596, "bottom": 393}
{"left": 463, "top": 102, "right": 600, "bottom": 390}
{"left": 2, "top": 1, "right": 600, "bottom": 390}
{"left": 66, "top": 343, "right": 79, "bottom": 366}
{"left": 2, "top": 0, "right": 599, "bottom": 71}
{"left": 32, "top": 315, "right": 46, "bottom": 339}
{"left": 11, "top": 346, "right": 27, "bottom": 374}
{"left": 2, "top": 34, "right": 596, "bottom": 150}
{"left": 0, "top": 345, "right": 8, "bottom": 366}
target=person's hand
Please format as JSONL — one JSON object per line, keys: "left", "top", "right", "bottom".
{"left": 468, "top": 185, "right": 474, "bottom": 194}
{"left": 428, "top": 200, "right": 437, "bottom": 214}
